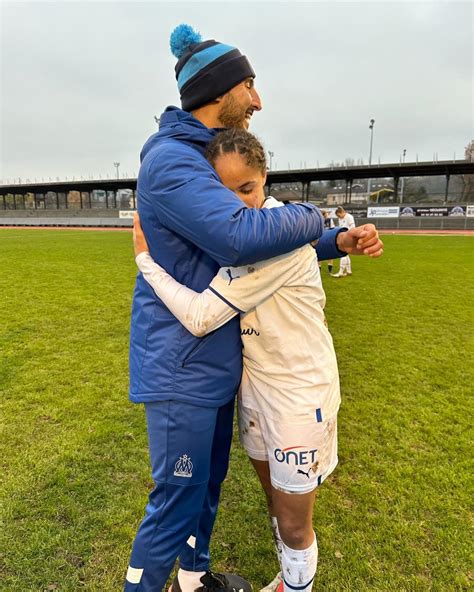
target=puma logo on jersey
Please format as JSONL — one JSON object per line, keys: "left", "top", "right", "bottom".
{"left": 241, "top": 328, "right": 260, "bottom": 336}
{"left": 226, "top": 269, "right": 240, "bottom": 285}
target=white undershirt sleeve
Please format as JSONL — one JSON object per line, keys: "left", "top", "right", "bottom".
{"left": 135, "top": 252, "right": 238, "bottom": 337}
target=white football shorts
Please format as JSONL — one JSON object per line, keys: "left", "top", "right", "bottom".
{"left": 238, "top": 401, "right": 338, "bottom": 494}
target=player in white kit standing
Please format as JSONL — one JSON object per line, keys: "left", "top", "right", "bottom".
{"left": 332, "top": 206, "right": 356, "bottom": 277}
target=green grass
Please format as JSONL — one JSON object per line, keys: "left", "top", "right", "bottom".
{"left": 1, "top": 230, "right": 472, "bottom": 591}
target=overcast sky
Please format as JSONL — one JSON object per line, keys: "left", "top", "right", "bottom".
{"left": 1, "top": 0, "right": 472, "bottom": 182}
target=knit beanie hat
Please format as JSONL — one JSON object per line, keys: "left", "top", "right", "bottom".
{"left": 170, "top": 24, "right": 256, "bottom": 111}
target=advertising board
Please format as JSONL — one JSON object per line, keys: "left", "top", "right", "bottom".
{"left": 367, "top": 206, "right": 400, "bottom": 218}
{"left": 399, "top": 206, "right": 466, "bottom": 217}
{"left": 119, "top": 210, "right": 136, "bottom": 219}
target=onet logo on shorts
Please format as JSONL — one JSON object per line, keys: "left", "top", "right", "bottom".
{"left": 274, "top": 446, "right": 317, "bottom": 466}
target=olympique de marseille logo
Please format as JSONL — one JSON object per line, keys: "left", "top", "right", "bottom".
{"left": 174, "top": 454, "right": 193, "bottom": 478}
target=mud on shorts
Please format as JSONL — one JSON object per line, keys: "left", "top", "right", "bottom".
{"left": 238, "top": 401, "right": 338, "bottom": 494}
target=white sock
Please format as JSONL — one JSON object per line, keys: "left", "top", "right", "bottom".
{"left": 281, "top": 533, "right": 318, "bottom": 592}
{"left": 339, "top": 256, "right": 350, "bottom": 274}
{"left": 178, "top": 568, "right": 206, "bottom": 592}
{"left": 270, "top": 516, "right": 283, "bottom": 570}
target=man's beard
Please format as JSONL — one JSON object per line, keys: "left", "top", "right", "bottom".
{"left": 218, "top": 93, "right": 249, "bottom": 129}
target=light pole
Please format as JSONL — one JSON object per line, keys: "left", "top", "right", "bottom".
{"left": 367, "top": 119, "right": 375, "bottom": 200}
{"left": 154, "top": 115, "right": 160, "bottom": 128}
{"left": 268, "top": 151, "right": 274, "bottom": 171}
{"left": 113, "top": 162, "right": 120, "bottom": 180}
{"left": 368, "top": 119, "right": 375, "bottom": 165}
{"left": 400, "top": 148, "right": 406, "bottom": 203}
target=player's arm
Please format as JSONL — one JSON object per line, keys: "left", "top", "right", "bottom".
{"left": 135, "top": 251, "right": 300, "bottom": 337}
{"left": 142, "top": 143, "right": 324, "bottom": 267}
{"left": 136, "top": 252, "right": 237, "bottom": 337}
{"left": 133, "top": 214, "right": 301, "bottom": 336}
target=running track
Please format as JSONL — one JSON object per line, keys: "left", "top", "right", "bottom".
{"left": 1, "top": 226, "right": 473, "bottom": 236}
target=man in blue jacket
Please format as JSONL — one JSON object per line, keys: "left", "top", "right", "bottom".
{"left": 125, "top": 24, "right": 381, "bottom": 592}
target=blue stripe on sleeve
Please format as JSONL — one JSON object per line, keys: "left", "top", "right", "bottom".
{"left": 316, "top": 408, "right": 323, "bottom": 422}
{"left": 208, "top": 286, "right": 244, "bottom": 314}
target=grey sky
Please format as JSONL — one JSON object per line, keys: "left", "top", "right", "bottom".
{"left": 1, "top": 0, "right": 472, "bottom": 181}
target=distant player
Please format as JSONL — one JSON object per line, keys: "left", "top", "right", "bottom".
{"left": 319, "top": 210, "right": 335, "bottom": 274}
{"left": 133, "top": 129, "right": 384, "bottom": 592}
{"left": 332, "top": 206, "right": 356, "bottom": 277}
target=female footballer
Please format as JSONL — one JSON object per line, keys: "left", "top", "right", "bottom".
{"left": 133, "top": 129, "right": 383, "bottom": 592}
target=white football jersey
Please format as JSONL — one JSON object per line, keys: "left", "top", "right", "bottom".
{"left": 210, "top": 198, "right": 340, "bottom": 422}
{"left": 339, "top": 213, "right": 355, "bottom": 230}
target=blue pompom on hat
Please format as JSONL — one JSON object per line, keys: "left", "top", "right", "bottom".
{"left": 170, "top": 24, "right": 202, "bottom": 59}
{"left": 169, "top": 24, "right": 255, "bottom": 111}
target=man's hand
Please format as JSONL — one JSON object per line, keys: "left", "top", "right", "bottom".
{"left": 336, "top": 224, "right": 384, "bottom": 257}
{"left": 133, "top": 212, "right": 150, "bottom": 257}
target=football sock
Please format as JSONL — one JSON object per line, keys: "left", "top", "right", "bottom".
{"left": 178, "top": 568, "right": 206, "bottom": 591}
{"left": 281, "top": 533, "right": 318, "bottom": 592}
{"left": 270, "top": 516, "right": 283, "bottom": 569}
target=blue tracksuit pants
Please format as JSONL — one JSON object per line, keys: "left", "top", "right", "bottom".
{"left": 125, "top": 398, "right": 235, "bottom": 591}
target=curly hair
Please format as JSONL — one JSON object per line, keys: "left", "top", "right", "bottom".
{"left": 205, "top": 128, "right": 267, "bottom": 175}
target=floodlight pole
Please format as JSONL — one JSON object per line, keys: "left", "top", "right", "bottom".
{"left": 367, "top": 119, "right": 375, "bottom": 200}
{"left": 400, "top": 149, "right": 406, "bottom": 203}
{"left": 113, "top": 162, "right": 120, "bottom": 180}
{"left": 268, "top": 151, "right": 274, "bottom": 171}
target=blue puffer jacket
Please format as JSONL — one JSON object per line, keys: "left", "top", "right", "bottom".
{"left": 130, "top": 107, "right": 344, "bottom": 407}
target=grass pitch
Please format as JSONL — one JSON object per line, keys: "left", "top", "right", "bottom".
{"left": 1, "top": 229, "right": 472, "bottom": 591}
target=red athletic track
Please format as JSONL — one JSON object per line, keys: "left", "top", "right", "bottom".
{"left": 379, "top": 229, "right": 474, "bottom": 235}
{"left": 0, "top": 226, "right": 473, "bottom": 236}
{"left": 0, "top": 226, "right": 132, "bottom": 232}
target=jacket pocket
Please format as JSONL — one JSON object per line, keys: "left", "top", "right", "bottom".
{"left": 180, "top": 331, "right": 217, "bottom": 368}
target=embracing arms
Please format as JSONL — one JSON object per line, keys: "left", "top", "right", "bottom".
{"left": 133, "top": 213, "right": 304, "bottom": 337}
{"left": 142, "top": 143, "right": 327, "bottom": 267}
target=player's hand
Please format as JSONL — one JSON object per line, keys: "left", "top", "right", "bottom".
{"left": 336, "top": 224, "right": 384, "bottom": 257}
{"left": 133, "top": 212, "right": 149, "bottom": 257}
